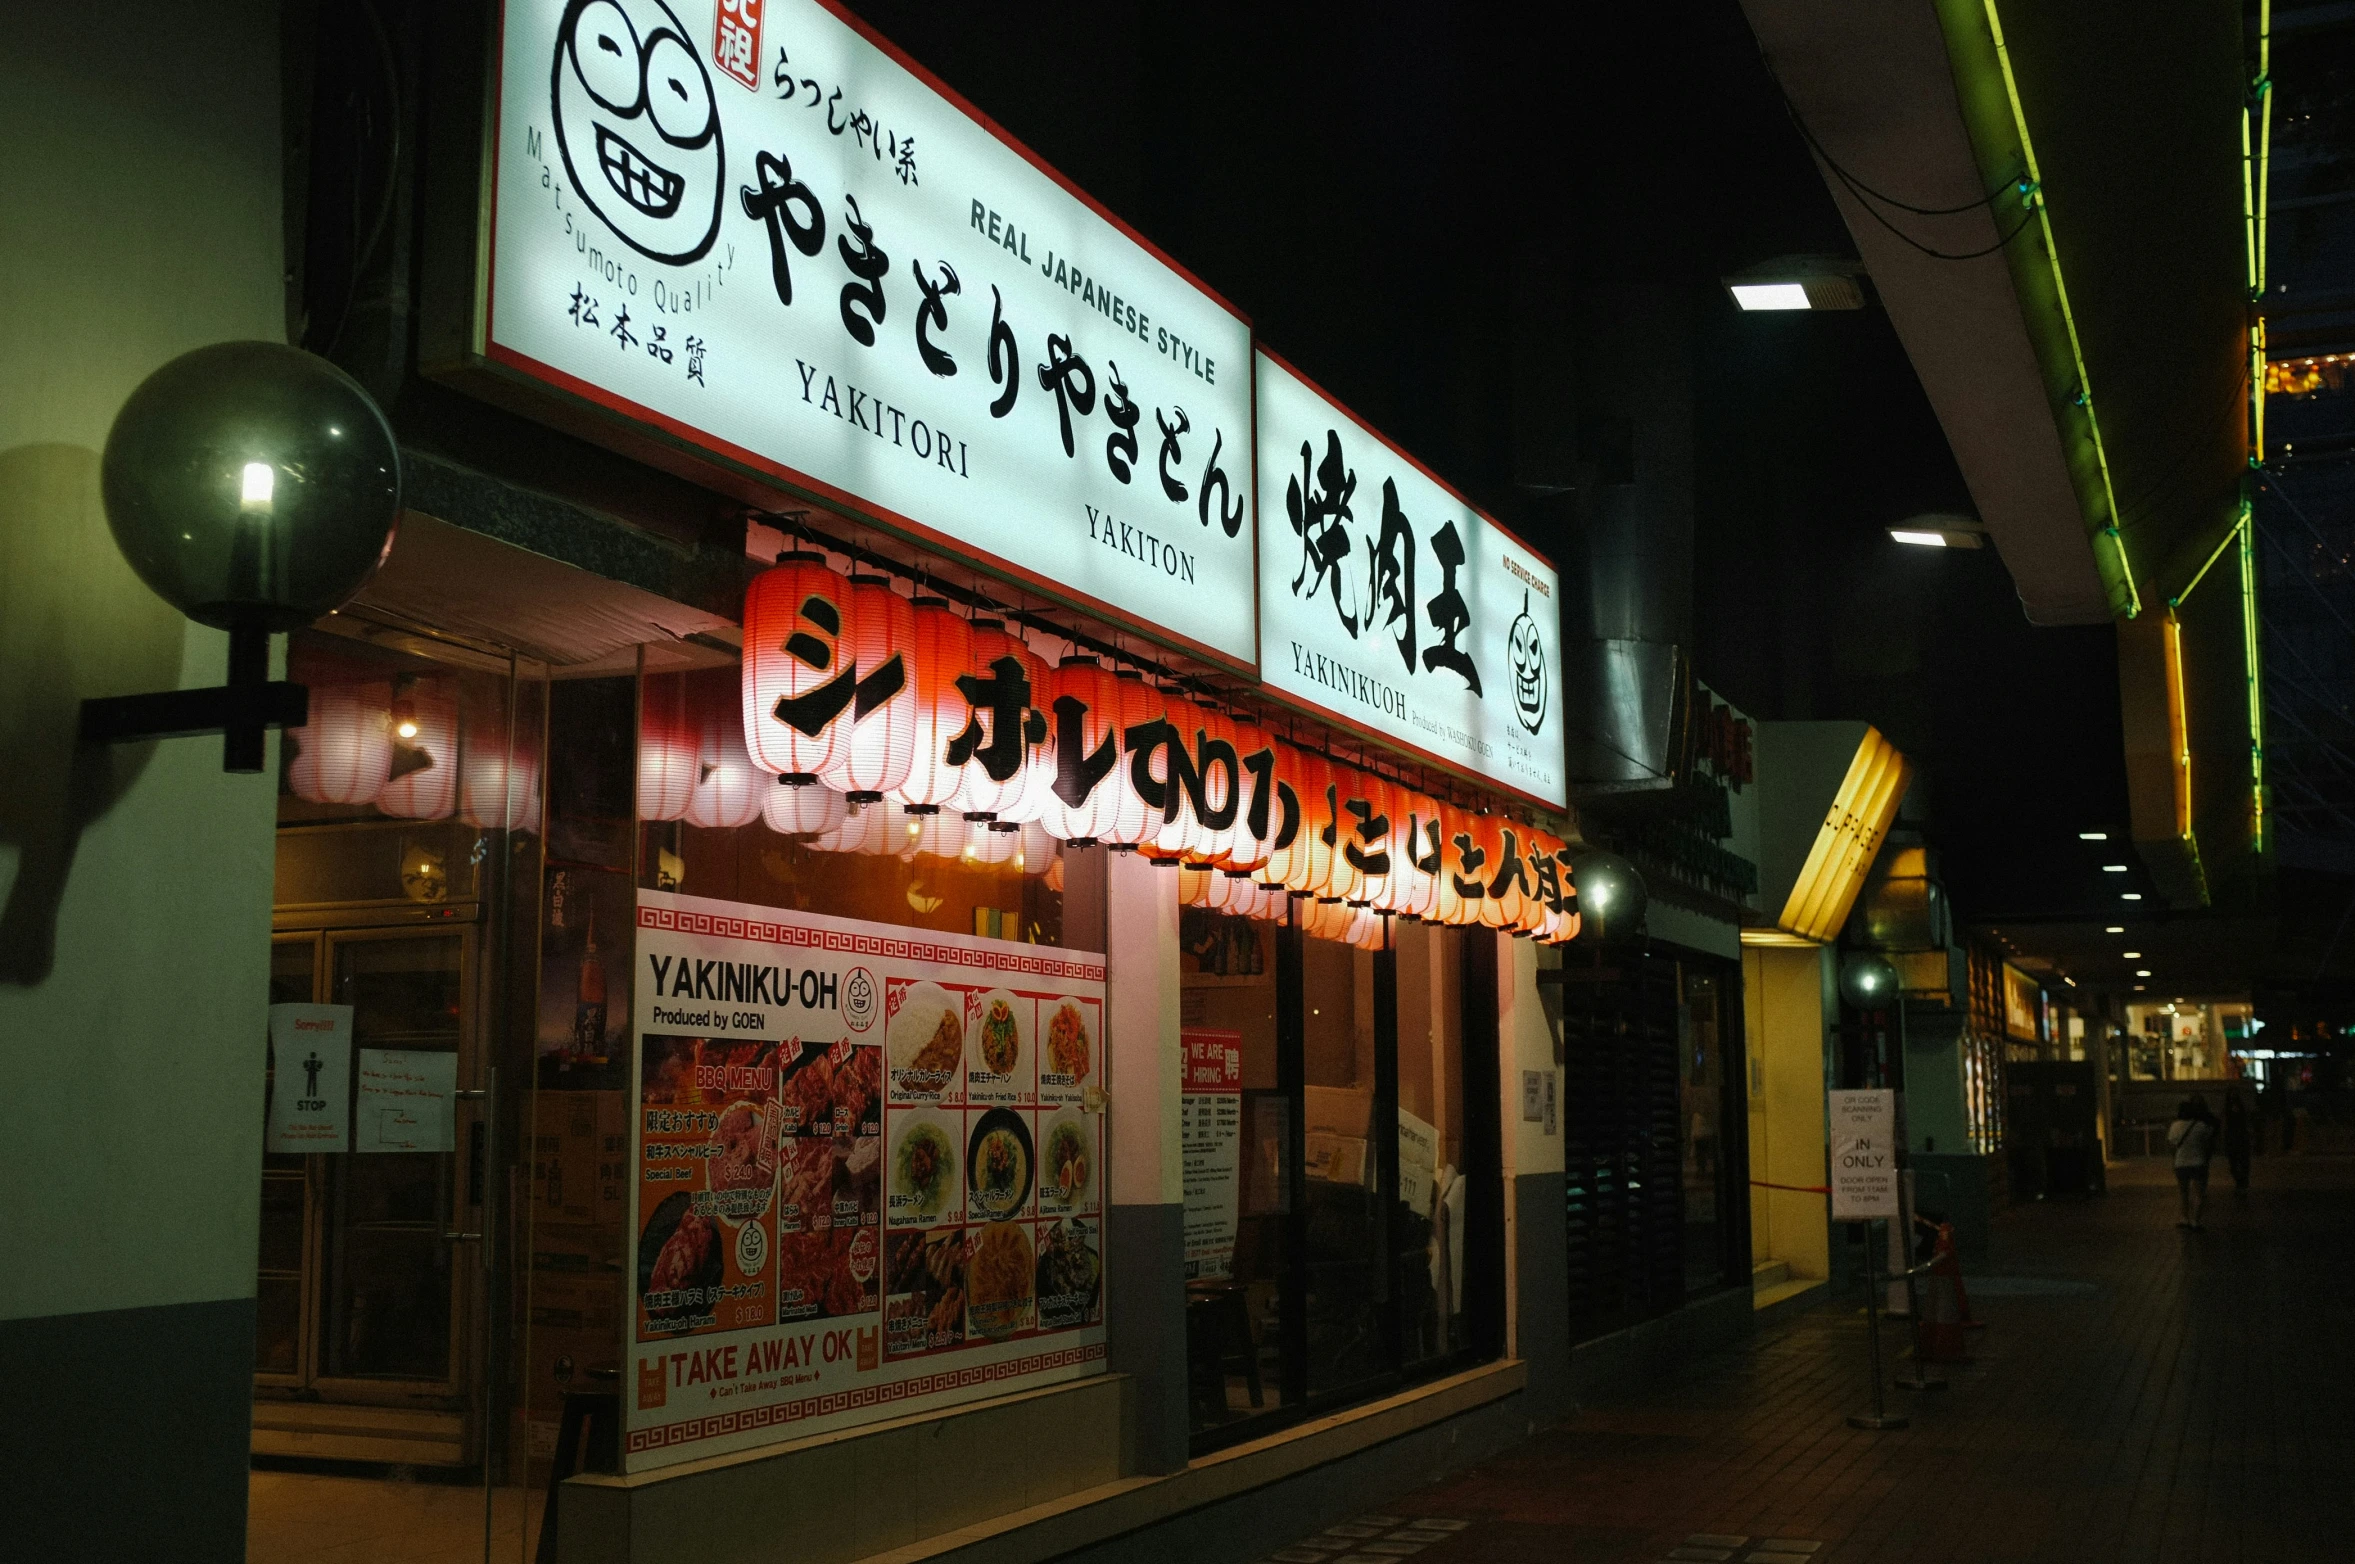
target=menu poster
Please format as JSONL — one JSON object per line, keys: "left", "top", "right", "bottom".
{"left": 627, "top": 891, "right": 1107, "bottom": 1472}
{"left": 1180, "top": 1030, "right": 1243, "bottom": 1281}
{"left": 637, "top": 1034, "right": 782, "bottom": 1339}
{"left": 354, "top": 1049, "right": 457, "bottom": 1153}
{"left": 266, "top": 1004, "right": 353, "bottom": 1154}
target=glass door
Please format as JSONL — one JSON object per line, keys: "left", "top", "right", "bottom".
{"left": 313, "top": 926, "right": 477, "bottom": 1399}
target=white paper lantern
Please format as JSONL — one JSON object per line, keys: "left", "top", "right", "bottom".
{"left": 375, "top": 681, "right": 458, "bottom": 820}
{"left": 286, "top": 680, "right": 393, "bottom": 806}
{"left": 686, "top": 679, "right": 764, "bottom": 829}
{"left": 762, "top": 777, "right": 845, "bottom": 838}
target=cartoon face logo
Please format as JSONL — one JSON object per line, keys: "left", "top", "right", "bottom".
{"left": 1508, "top": 591, "right": 1547, "bottom": 735}
{"left": 552, "top": 0, "right": 723, "bottom": 264}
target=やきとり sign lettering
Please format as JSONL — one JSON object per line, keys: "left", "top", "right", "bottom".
{"left": 483, "top": 0, "right": 1256, "bottom": 664}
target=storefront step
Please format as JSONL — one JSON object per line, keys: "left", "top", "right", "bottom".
{"left": 555, "top": 1361, "right": 1528, "bottom": 1564}
{"left": 1751, "top": 1277, "right": 1829, "bottom": 1326}
{"left": 251, "top": 1402, "right": 466, "bottom": 1466}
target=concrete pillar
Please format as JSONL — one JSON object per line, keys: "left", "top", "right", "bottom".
{"left": 1096, "top": 850, "right": 1187, "bottom": 1473}
{"left": 0, "top": 4, "right": 285, "bottom": 1557}
{"left": 1497, "top": 934, "right": 1568, "bottom": 1423}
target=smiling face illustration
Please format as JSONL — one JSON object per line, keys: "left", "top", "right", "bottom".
{"left": 1508, "top": 592, "right": 1547, "bottom": 735}
{"left": 552, "top": 0, "right": 723, "bottom": 264}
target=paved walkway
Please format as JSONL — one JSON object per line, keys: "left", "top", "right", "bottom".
{"left": 1365, "top": 1155, "right": 2355, "bottom": 1564}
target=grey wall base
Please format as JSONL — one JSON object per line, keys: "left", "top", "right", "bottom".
{"left": 1053, "top": 1386, "right": 1542, "bottom": 1564}
{"left": 1564, "top": 1285, "right": 1755, "bottom": 1406}
{"left": 1, "top": 1296, "right": 255, "bottom": 1563}
{"left": 1511, "top": 1171, "right": 1572, "bottom": 1420}
{"left": 1108, "top": 1200, "right": 1189, "bottom": 1475}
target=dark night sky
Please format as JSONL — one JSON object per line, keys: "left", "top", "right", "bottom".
{"left": 844, "top": 0, "right": 2133, "bottom": 922}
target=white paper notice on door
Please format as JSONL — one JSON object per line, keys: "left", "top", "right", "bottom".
{"left": 1180, "top": 1030, "right": 1243, "bottom": 1281}
{"left": 1829, "top": 1087, "right": 1900, "bottom": 1220}
{"left": 266, "top": 1004, "right": 353, "bottom": 1153}
{"left": 354, "top": 1048, "right": 457, "bottom": 1154}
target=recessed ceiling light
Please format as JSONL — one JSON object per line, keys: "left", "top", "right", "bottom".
{"left": 2123, "top": 951, "right": 2142, "bottom": 959}
{"left": 2080, "top": 831, "right": 2108, "bottom": 841}
{"left": 2135, "top": 984, "right": 2148, "bottom": 991}
{"left": 1890, "top": 529, "right": 1950, "bottom": 547}
{"left": 2121, "top": 893, "right": 2143, "bottom": 901}
{"left": 2136, "top": 969, "right": 2152, "bottom": 977}
{"left": 1729, "top": 281, "right": 1811, "bottom": 311}
{"left": 2105, "top": 926, "right": 2125, "bottom": 934}
{"left": 2101, "top": 864, "right": 2129, "bottom": 873}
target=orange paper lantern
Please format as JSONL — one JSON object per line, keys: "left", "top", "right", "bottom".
{"left": 954, "top": 619, "right": 1044, "bottom": 823}
{"left": 743, "top": 553, "right": 854, "bottom": 782}
{"left": 892, "top": 598, "right": 972, "bottom": 813}
{"left": 1038, "top": 656, "right": 1123, "bottom": 843}
{"left": 820, "top": 576, "right": 917, "bottom": 799}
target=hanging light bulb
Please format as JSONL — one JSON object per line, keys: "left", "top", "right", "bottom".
{"left": 285, "top": 680, "right": 394, "bottom": 806}
{"left": 375, "top": 678, "right": 458, "bottom": 820}
{"left": 819, "top": 575, "right": 917, "bottom": 800}
{"left": 638, "top": 671, "right": 697, "bottom": 822}
{"left": 743, "top": 552, "right": 853, "bottom": 782}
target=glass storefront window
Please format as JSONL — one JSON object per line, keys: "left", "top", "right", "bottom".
{"left": 1184, "top": 902, "right": 1494, "bottom": 1449}
{"left": 1392, "top": 920, "right": 1467, "bottom": 1366}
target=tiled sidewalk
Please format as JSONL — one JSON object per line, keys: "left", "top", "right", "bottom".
{"left": 1310, "top": 1155, "right": 2355, "bottom": 1564}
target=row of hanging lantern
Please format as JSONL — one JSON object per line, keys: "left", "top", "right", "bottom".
{"left": 712, "top": 557, "right": 1585, "bottom": 942}
{"left": 284, "top": 676, "right": 543, "bottom": 834}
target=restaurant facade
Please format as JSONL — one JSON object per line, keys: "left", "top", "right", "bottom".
{"left": 1, "top": 4, "right": 1606, "bottom": 1562}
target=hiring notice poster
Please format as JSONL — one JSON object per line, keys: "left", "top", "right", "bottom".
{"left": 1180, "top": 1029, "right": 1242, "bottom": 1280}
{"left": 627, "top": 890, "right": 1106, "bottom": 1471}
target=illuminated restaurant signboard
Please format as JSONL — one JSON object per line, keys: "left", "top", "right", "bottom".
{"left": 478, "top": 0, "right": 1257, "bottom": 666}
{"left": 1253, "top": 351, "right": 1567, "bottom": 808}
{"left": 627, "top": 891, "right": 1105, "bottom": 1471}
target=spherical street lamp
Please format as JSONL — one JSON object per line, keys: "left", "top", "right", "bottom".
{"left": 1568, "top": 846, "right": 1647, "bottom": 944}
{"left": 1840, "top": 954, "right": 1902, "bottom": 1010}
{"left": 83, "top": 343, "right": 402, "bottom": 771}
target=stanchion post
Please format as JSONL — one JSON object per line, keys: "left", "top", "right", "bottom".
{"left": 1847, "top": 1219, "right": 1909, "bottom": 1431}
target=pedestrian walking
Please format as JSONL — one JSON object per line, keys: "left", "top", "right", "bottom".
{"left": 2223, "top": 1089, "right": 2253, "bottom": 1194}
{"left": 2168, "top": 1096, "right": 2218, "bottom": 1229}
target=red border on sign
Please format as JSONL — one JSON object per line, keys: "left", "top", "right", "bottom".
{"left": 637, "top": 903, "right": 1107, "bottom": 984}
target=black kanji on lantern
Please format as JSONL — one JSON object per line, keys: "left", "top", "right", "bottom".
{"left": 1343, "top": 795, "right": 1392, "bottom": 876}
{"left": 944, "top": 656, "right": 1047, "bottom": 783}
{"left": 1487, "top": 825, "right": 1533, "bottom": 903}
{"left": 1050, "top": 691, "right": 1118, "bottom": 809}
{"left": 743, "top": 150, "right": 825, "bottom": 307}
{"left": 772, "top": 593, "right": 906, "bottom": 737}
{"left": 1449, "top": 825, "right": 1489, "bottom": 899}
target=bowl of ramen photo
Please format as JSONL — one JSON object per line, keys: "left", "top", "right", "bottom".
{"left": 888, "top": 1111, "right": 959, "bottom": 1226}
{"left": 964, "top": 1107, "right": 1034, "bottom": 1221}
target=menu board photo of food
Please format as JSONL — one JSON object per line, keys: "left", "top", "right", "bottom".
{"left": 627, "top": 891, "right": 1108, "bottom": 1473}
{"left": 636, "top": 1035, "right": 781, "bottom": 1339}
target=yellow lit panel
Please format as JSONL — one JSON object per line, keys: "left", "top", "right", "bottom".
{"left": 1777, "top": 726, "right": 1912, "bottom": 943}
{"left": 1739, "top": 927, "right": 1823, "bottom": 948}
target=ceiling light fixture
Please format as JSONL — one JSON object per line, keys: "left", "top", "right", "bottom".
{"left": 1885, "top": 512, "right": 1988, "bottom": 550}
{"left": 2105, "top": 926, "right": 2125, "bottom": 934}
{"left": 2135, "top": 984, "right": 2148, "bottom": 991}
{"left": 2136, "top": 969, "right": 2152, "bottom": 978}
{"left": 2080, "top": 831, "right": 2109, "bottom": 841}
{"left": 2123, "top": 951, "right": 2141, "bottom": 959}
{"left": 2121, "top": 893, "right": 2143, "bottom": 901}
{"left": 1724, "top": 254, "right": 1868, "bottom": 312}
{"left": 2101, "top": 864, "right": 2129, "bottom": 873}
